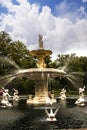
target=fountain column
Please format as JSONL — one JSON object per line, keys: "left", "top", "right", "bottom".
{"left": 27, "top": 71, "right": 51, "bottom": 103}
{"left": 27, "top": 35, "right": 52, "bottom": 103}
{"left": 33, "top": 79, "right": 49, "bottom": 103}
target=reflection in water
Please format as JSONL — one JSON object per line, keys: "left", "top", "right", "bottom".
{"left": 0, "top": 99, "right": 87, "bottom": 130}
{"left": 45, "top": 101, "right": 59, "bottom": 121}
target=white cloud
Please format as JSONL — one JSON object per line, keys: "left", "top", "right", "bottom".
{"left": 0, "top": 0, "right": 87, "bottom": 61}
{"left": 78, "top": 6, "right": 87, "bottom": 18}
{"left": 82, "top": 0, "right": 87, "bottom": 2}
{"left": 55, "top": 1, "right": 79, "bottom": 22}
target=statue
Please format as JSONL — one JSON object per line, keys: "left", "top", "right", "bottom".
{"left": 79, "top": 86, "right": 85, "bottom": 96}
{"left": 48, "top": 91, "right": 56, "bottom": 103}
{"left": 75, "top": 86, "right": 85, "bottom": 106}
{"left": 45, "top": 102, "right": 59, "bottom": 121}
{"left": 38, "top": 34, "right": 43, "bottom": 49}
{"left": 59, "top": 88, "right": 66, "bottom": 100}
{"left": 13, "top": 88, "right": 19, "bottom": 101}
{"left": 1, "top": 87, "right": 12, "bottom": 108}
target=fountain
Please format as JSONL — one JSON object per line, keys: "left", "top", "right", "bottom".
{"left": 16, "top": 35, "right": 66, "bottom": 104}
{"left": 0, "top": 36, "right": 87, "bottom": 129}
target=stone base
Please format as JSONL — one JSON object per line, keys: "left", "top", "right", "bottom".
{"left": 27, "top": 96, "right": 56, "bottom": 104}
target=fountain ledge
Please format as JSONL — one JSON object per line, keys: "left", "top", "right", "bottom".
{"left": 17, "top": 68, "right": 66, "bottom": 74}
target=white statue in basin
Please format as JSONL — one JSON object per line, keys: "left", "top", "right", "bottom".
{"left": 45, "top": 101, "right": 59, "bottom": 121}
{"left": 79, "top": 86, "right": 85, "bottom": 96}
{"left": 75, "top": 86, "right": 85, "bottom": 106}
{"left": 1, "top": 87, "right": 12, "bottom": 108}
{"left": 59, "top": 88, "right": 66, "bottom": 100}
{"left": 13, "top": 88, "right": 19, "bottom": 101}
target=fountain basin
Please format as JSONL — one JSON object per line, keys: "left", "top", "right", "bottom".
{"left": 16, "top": 68, "right": 66, "bottom": 80}
{"left": 16, "top": 68, "right": 66, "bottom": 104}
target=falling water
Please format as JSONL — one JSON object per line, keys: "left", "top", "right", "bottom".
{"left": 58, "top": 54, "right": 75, "bottom": 72}
{"left": 0, "top": 74, "right": 17, "bottom": 87}
{"left": 0, "top": 56, "right": 20, "bottom": 70}
{"left": 41, "top": 71, "right": 44, "bottom": 80}
{"left": 63, "top": 70, "right": 85, "bottom": 90}
{"left": 69, "top": 71, "right": 85, "bottom": 76}
{"left": 0, "top": 56, "right": 20, "bottom": 87}
{"left": 66, "top": 76, "right": 78, "bottom": 89}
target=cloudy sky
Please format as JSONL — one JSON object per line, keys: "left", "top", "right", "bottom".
{"left": 0, "top": 0, "right": 87, "bottom": 60}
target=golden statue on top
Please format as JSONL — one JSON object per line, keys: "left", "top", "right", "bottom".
{"left": 38, "top": 34, "right": 43, "bottom": 49}
{"left": 30, "top": 34, "right": 52, "bottom": 68}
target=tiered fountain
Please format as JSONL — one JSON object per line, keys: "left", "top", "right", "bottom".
{"left": 16, "top": 35, "right": 66, "bottom": 104}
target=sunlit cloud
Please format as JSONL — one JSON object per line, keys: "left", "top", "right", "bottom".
{"left": 0, "top": 0, "right": 87, "bottom": 60}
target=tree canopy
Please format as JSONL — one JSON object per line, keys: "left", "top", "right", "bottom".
{"left": 0, "top": 31, "right": 36, "bottom": 73}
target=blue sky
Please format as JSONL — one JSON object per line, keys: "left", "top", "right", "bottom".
{"left": 0, "top": 0, "right": 87, "bottom": 60}
{"left": 0, "top": 0, "right": 87, "bottom": 17}
{"left": 29, "top": 0, "right": 86, "bottom": 12}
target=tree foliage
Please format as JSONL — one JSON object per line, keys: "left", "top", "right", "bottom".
{"left": 0, "top": 31, "right": 36, "bottom": 72}
{"left": 6, "top": 77, "right": 35, "bottom": 95}
{"left": 9, "top": 40, "right": 36, "bottom": 68}
{"left": 0, "top": 31, "right": 12, "bottom": 56}
{"left": 0, "top": 56, "right": 19, "bottom": 75}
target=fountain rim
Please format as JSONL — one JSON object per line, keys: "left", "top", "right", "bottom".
{"left": 29, "top": 49, "right": 52, "bottom": 57}
{"left": 16, "top": 68, "right": 66, "bottom": 74}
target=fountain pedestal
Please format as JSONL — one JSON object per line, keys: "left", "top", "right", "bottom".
{"left": 27, "top": 78, "right": 51, "bottom": 104}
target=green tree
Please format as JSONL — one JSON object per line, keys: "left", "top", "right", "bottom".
{"left": 0, "top": 31, "right": 19, "bottom": 75}
{"left": 6, "top": 77, "right": 35, "bottom": 95}
{"left": 44, "top": 56, "right": 52, "bottom": 68}
{"left": 0, "top": 56, "right": 19, "bottom": 75}
{"left": 0, "top": 31, "right": 12, "bottom": 56}
{"left": 67, "top": 55, "right": 82, "bottom": 72}
{"left": 80, "top": 56, "right": 87, "bottom": 72}
{"left": 0, "top": 31, "right": 37, "bottom": 70}
{"left": 54, "top": 53, "right": 83, "bottom": 72}
{"left": 9, "top": 40, "right": 36, "bottom": 68}
{"left": 53, "top": 54, "right": 70, "bottom": 69}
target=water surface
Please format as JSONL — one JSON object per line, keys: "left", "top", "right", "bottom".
{"left": 0, "top": 98, "right": 87, "bottom": 130}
